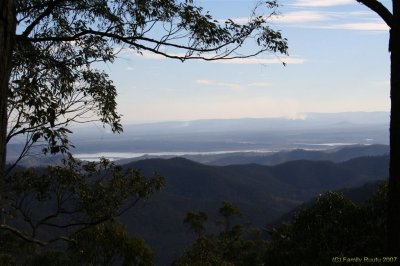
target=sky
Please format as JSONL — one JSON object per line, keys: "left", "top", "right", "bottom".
{"left": 104, "top": 0, "right": 392, "bottom": 123}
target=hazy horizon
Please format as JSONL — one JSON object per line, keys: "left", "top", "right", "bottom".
{"left": 7, "top": 111, "right": 388, "bottom": 162}
{"left": 68, "top": 110, "right": 390, "bottom": 127}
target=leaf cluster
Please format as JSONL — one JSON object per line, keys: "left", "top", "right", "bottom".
{"left": 175, "top": 201, "right": 267, "bottom": 266}
{"left": 266, "top": 184, "right": 387, "bottom": 265}
{"left": 0, "top": 221, "right": 155, "bottom": 266}
{"left": 68, "top": 221, "right": 154, "bottom": 266}
{"left": 177, "top": 184, "right": 388, "bottom": 266}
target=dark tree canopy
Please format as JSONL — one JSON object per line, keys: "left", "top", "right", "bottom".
{"left": 266, "top": 187, "right": 387, "bottom": 266}
{"left": 0, "top": 157, "right": 164, "bottom": 264}
{"left": 176, "top": 188, "right": 388, "bottom": 266}
{"left": 175, "top": 201, "right": 268, "bottom": 266}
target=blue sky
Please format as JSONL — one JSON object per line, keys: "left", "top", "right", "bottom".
{"left": 105, "top": 0, "right": 391, "bottom": 123}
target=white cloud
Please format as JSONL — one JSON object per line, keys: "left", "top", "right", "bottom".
{"left": 195, "top": 80, "right": 273, "bottom": 91}
{"left": 290, "top": 0, "right": 355, "bottom": 7}
{"left": 274, "top": 10, "right": 379, "bottom": 24}
{"left": 271, "top": 9, "right": 389, "bottom": 31}
{"left": 195, "top": 79, "right": 213, "bottom": 85}
{"left": 276, "top": 10, "right": 329, "bottom": 23}
{"left": 126, "top": 66, "right": 135, "bottom": 71}
{"left": 323, "top": 22, "right": 389, "bottom": 31}
{"left": 248, "top": 82, "right": 271, "bottom": 87}
{"left": 211, "top": 57, "right": 305, "bottom": 65}
{"left": 195, "top": 79, "right": 244, "bottom": 91}
{"left": 119, "top": 48, "right": 171, "bottom": 59}
{"left": 137, "top": 50, "right": 168, "bottom": 59}
{"left": 221, "top": 11, "right": 327, "bottom": 26}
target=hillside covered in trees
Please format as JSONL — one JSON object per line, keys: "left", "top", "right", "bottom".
{"left": 1, "top": 153, "right": 388, "bottom": 264}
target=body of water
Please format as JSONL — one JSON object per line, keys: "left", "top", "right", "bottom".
{"left": 72, "top": 142, "right": 364, "bottom": 161}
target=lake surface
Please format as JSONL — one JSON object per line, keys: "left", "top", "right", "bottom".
{"left": 72, "top": 142, "right": 363, "bottom": 161}
{"left": 73, "top": 150, "right": 275, "bottom": 161}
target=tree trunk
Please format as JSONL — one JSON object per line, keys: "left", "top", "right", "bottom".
{"left": 388, "top": 0, "right": 400, "bottom": 260}
{"left": 0, "top": 1, "right": 15, "bottom": 200}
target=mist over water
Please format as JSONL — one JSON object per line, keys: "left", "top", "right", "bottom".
{"left": 73, "top": 142, "right": 371, "bottom": 161}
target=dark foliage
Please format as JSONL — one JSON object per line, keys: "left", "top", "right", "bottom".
{"left": 175, "top": 183, "right": 387, "bottom": 265}
{"left": 0, "top": 157, "right": 164, "bottom": 265}
{"left": 266, "top": 184, "right": 387, "bottom": 265}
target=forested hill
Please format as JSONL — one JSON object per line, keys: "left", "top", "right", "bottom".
{"left": 120, "top": 155, "right": 388, "bottom": 264}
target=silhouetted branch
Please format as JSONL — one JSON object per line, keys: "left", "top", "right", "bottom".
{"left": 0, "top": 224, "right": 46, "bottom": 246}
{"left": 356, "top": 0, "right": 393, "bottom": 27}
{"left": 21, "top": 0, "right": 65, "bottom": 37}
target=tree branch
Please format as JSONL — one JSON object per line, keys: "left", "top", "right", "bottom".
{"left": 0, "top": 224, "right": 46, "bottom": 246}
{"left": 356, "top": 0, "right": 393, "bottom": 27}
{"left": 18, "top": 29, "right": 233, "bottom": 54}
{"left": 21, "top": 0, "right": 65, "bottom": 37}
{"left": 1, "top": 223, "right": 75, "bottom": 246}
{"left": 18, "top": 30, "right": 258, "bottom": 62}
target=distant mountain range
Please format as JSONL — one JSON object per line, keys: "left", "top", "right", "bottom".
{"left": 7, "top": 112, "right": 389, "bottom": 162}
{"left": 72, "top": 111, "right": 388, "bottom": 153}
{"left": 7, "top": 144, "right": 390, "bottom": 172}
{"left": 117, "top": 144, "right": 389, "bottom": 166}
{"left": 71, "top": 111, "right": 391, "bottom": 137}
{"left": 120, "top": 155, "right": 388, "bottom": 264}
